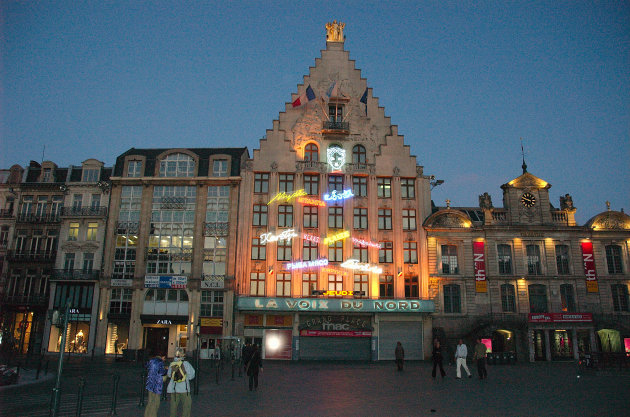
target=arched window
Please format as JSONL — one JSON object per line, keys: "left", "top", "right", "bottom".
{"left": 159, "top": 153, "right": 195, "bottom": 177}
{"left": 352, "top": 145, "right": 366, "bottom": 164}
{"left": 304, "top": 143, "right": 319, "bottom": 162}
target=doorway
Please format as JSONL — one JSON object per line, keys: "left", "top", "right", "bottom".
{"left": 533, "top": 330, "right": 546, "bottom": 361}
{"left": 144, "top": 327, "right": 169, "bottom": 357}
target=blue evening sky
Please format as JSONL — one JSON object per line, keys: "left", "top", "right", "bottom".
{"left": 2, "top": 1, "right": 628, "bottom": 224}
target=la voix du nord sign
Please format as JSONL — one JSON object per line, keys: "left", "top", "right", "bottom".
{"left": 238, "top": 297, "right": 435, "bottom": 313}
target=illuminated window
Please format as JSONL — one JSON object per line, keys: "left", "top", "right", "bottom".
{"left": 159, "top": 153, "right": 195, "bottom": 177}
{"left": 443, "top": 284, "right": 461, "bottom": 312}
{"left": 254, "top": 173, "right": 269, "bottom": 193}
{"left": 278, "top": 205, "right": 293, "bottom": 228}
{"left": 352, "top": 145, "right": 366, "bottom": 163}
{"left": 555, "top": 245, "right": 570, "bottom": 275}
{"left": 560, "top": 284, "right": 576, "bottom": 312}
{"left": 304, "top": 143, "right": 319, "bottom": 162}
{"left": 611, "top": 284, "right": 629, "bottom": 312}
{"left": 328, "top": 240, "right": 343, "bottom": 262}
{"left": 68, "top": 222, "right": 80, "bottom": 241}
{"left": 302, "top": 273, "right": 318, "bottom": 297}
{"left": 353, "top": 274, "right": 368, "bottom": 297}
{"left": 497, "top": 244, "right": 512, "bottom": 275}
{"left": 606, "top": 245, "right": 623, "bottom": 274}
{"left": 353, "top": 208, "right": 367, "bottom": 229}
{"left": 377, "top": 178, "right": 391, "bottom": 198}
{"left": 304, "top": 174, "right": 319, "bottom": 195}
{"left": 303, "top": 206, "right": 318, "bottom": 228}
{"left": 327, "top": 274, "right": 343, "bottom": 293}
{"left": 250, "top": 272, "right": 265, "bottom": 296}
{"left": 402, "top": 209, "right": 416, "bottom": 231}
{"left": 251, "top": 238, "right": 266, "bottom": 260}
{"left": 404, "top": 241, "right": 418, "bottom": 264}
{"left": 378, "top": 209, "right": 392, "bottom": 230}
{"left": 278, "top": 174, "right": 294, "bottom": 193}
{"left": 277, "top": 239, "right": 292, "bottom": 261}
{"left": 127, "top": 160, "right": 142, "bottom": 178}
{"left": 379, "top": 241, "right": 393, "bottom": 263}
{"left": 501, "top": 284, "right": 516, "bottom": 312}
{"left": 405, "top": 276, "right": 419, "bottom": 298}
{"left": 380, "top": 275, "right": 394, "bottom": 298}
{"left": 303, "top": 239, "right": 318, "bottom": 261}
{"left": 441, "top": 245, "right": 458, "bottom": 274}
{"left": 252, "top": 204, "right": 268, "bottom": 226}
{"left": 401, "top": 178, "right": 415, "bottom": 199}
{"left": 212, "top": 159, "right": 228, "bottom": 177}
{"left": 353, "top": 176, "right": 367, "bottom": 197}
{"left": 528, "top": 284, "right": 547, "bottom": 313}
{"left": 328, "top": 175, "right": 344, "bottom": 193}
{"left": 526, "top": 244, "right": 542, "bottom": 275}
{"left": 276, "top": 273, "right": 291, "bottom": 297}
{"left": 328, "top": 207, "right": 343, "bottom": 229}
{"left": 353, "top": 243, "right": 368, "bottom": 263}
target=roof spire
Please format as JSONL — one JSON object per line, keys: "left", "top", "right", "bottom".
{"left": 520, "top": 138, "right": 527, "bottom": 174}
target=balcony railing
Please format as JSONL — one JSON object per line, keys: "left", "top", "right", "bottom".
{"left": 16, "top": 213, "right": 61, "bottom": 223}
{"left": 295, "top": 161, "right": 327, "bottom": 173}
{"left": 551, "top": 210, "right": 568, "bottom": 225}
{"left": 345, "top": 163, "right": 375, "bottom": 175}
{"left": 204, "top": 222, "right": 229, "bottom": 237}
{"left": 0, "top": 209, "right": 14, "bottom": 218}
{"left": 7, "top": 250, "right": 57, "bottom": 262}
{"left": 61, "top": 206, "right": 108, "bottom": 217}
{"left": 2, "top": 294, "right": 48, "bottom": 306}
{"left": 322, "top": 120, "right": 349, "bottom": 133}
{"left": 51, "top": 269, "right": 101, "bottom": 281}
{"left": 491, "top": 210, "right": 508, "bottom": 223}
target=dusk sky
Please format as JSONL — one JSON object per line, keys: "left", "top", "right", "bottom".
{"left": 2, "top": 1, "right": 628, "bottom": 224}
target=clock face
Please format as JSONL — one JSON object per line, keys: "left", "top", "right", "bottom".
{"left": 521, "top": 192, "right": 536, "bottom": 208}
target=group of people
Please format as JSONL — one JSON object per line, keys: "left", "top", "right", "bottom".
{"left": 395, "top": 337, "right": 488, "bottom": 380}
{"left": 144, "top": 348, "right": 195, "bottom": 417}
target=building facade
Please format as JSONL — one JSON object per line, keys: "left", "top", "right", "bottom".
{"left": 425, "top": 165, "right": 630, "bottom": 361}
{"left": 94, "top": 148, "right": 248, "bottom": 359}
{"left": 233, "top": 22, "right": 436, "bottom": 361}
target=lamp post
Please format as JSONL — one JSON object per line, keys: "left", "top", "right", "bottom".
{"left": 51, "top": 299, "right": 71, "bottom": 417}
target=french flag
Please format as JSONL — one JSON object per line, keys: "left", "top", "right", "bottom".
{"left": 292, "top": 85, "right": 316, "bottom": 108}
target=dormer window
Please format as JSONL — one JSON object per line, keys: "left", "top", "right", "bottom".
{"left": 127, "top": 160, "right": 142, "bottom": 178}
{"left": 82, "top": 168, "right": 99, "bottom": 182}
{"left": 212, "top": 159, "right": 228, "bottom": 177}
{"left": 42, "top": 168, "right": 52, "bottom": 182}
{"left": 159, "top": 153, "right": 195, "bottom": 177}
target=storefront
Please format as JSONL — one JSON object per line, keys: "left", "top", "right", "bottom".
{"left": 199, "top": 317, "right": 224, "bottom": 359}
{"left": 237, "top": 297, "right": 435, "bottom": 361}
{"left": 105, "top": 315, "right": 130, "bottom": 355}
{"left": 141, "top": 315, "right": 189, "bottom": 358}
{"left": 528, "top": 313, "right": 596, "bottom": 361}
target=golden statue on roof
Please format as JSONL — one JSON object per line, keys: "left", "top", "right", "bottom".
{"left": 326, "top": 20, "right": 345, "bottom": 42}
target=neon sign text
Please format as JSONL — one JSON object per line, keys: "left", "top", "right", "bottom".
{"left": 323, "top": 230, "right": 350, "bottom": 245}
{"left": 286, "top": 258, "right": 329, "bottom": 270}
{"left": 351, "top": 237, "right": 382, "bottom": 249}
{"left": 260, "top": 229, "right": 298, "bottom": 244}
{"left": 312, "top": 290, "right": 366, "bottom": 297}
{"left": 340, "top": 259, "right": 383, "bottom": 274}
{"left": 322, "top": 267, "right": 347, "bottom": 275}
{"left": 297, "top": 196, "right": 326, "bottom": 207}
{"left": 323, "top": 189, "right": 354, "bottom": 202}
{"left": 268, "top": 189, "right": 307, "bottom": 205}
{"left": 303, "top": 233, "right": 321, "bottom": 243}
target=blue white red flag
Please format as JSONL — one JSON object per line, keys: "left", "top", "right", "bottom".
{"left": 292, "top": 85, "right": 316, "bottom": 108}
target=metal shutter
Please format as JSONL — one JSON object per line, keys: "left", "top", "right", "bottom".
{"left": 299, "top": 337, "right": 371, "bottom": 360}
{"left": 378, "top": 321, "right": 423, "bottom": 360}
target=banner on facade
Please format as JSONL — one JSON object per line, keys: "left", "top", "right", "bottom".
{"left": 144, "top": 275, "right": 187, "bottom": 289}
{"left": 238, "top": 297, "right": 435, "bottom": 313}
{"left": 580, "top": 241, "right": 599, "bottom": 293}
{"left": 201, "top": 275, "right": 224, "bottom": 289}
{"left": 200, "top": 317, "right": 223, "bottom": 334}
{"left": 473, "top": 241, "right": 487, "bottom": 293}
{"left": 299, "top": 330, "right": 372, "bottom": 337}
{"left": 111, "top": 279, "right": 133, "bottom": 287}
{"left": 528, "top": 313, "right": 593, "bottom": 323}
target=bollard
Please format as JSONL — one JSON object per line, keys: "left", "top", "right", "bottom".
{"left": 108, "top": 374, "right": 120, "bottom": 416}
{"left": 138, "top": 368, "right": 146, "bottom": 408}
{"left": 75, "top": 377, "right": 85, "bottom": 417}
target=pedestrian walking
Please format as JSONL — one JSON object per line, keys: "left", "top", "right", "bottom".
{"left": 454, "top": 339, "right": 472, "bottom": 379}
{"left": 242, "top": 342, "right": 252, "bottom": 374}
{"left": 167, "top": 348, "right": 195, "bottom": 417}
{"left": 144, "top": 354, "right": 167, "bottom": 417}
{"left": 473, "top": 338, "right": 488, "bottom": 379}
{"left": 395, "top": 341, "right": 405, "bottom": 371}
{"left": 431, "top": 339, "right": 446, "bottom": 378}
{"left": 245, "top": 344, "right": 263, "bottom": 391}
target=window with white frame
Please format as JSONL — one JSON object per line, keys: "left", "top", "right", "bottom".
{"left": 212, "top": 159, "right": 228, "bottom": 177}
{"left": 441, "top": 245, "right": 458, "bottom": 274}
{"left": 276, "top": 273, "right": 291, "bottom": 297}
{"left": 127, "top": 160, "right": 142, "bottom": 178}
{"left": 82, "top": 168, "right": 99, "bottom": 182}
{"left": 250, "top": 272, "right": 265, "bottom": 296}
{"left": 159, "top": 153, "right": 195, "bottom": 177}
{"left": 400, "top": 178, "right": 415, "bottom": 199}
{"left": 201, "top": 290, "right": 224, "bottom": 317}
{"left": 110, "top": 288, "right": 133, "bottom": 315}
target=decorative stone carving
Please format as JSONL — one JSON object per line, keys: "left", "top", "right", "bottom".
{"left": 559, "top": 194, "right": 574, "bottom": 210}
{"left": 270, "top": 161, "right": 278, "bottom": 171}
{"left": 431, "top": 213, "right": 468, "bottom": 228}
{"left": 479, "top": 192, "right": 493, "bottom": 210}
{"left": 243, "top": 160, "right": 253, "bottom": 171}
{"left": 393, "top": 167, "right": 400, "bottom": 177}
{"left": 416, "top": 166, "right": 424, "bottom": 177}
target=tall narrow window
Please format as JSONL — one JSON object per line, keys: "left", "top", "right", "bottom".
{"left": 277, "top": 239, "right": 292, "bottom": 261}
{"left": 68, "top": 222, "right": 80, "bottom": 241}
{"left": 353, "top": 208, "right": 367, "bottom": 229}
{"left": 500, "top": 284, "right": 516, "bottom": 312}
{"left": 212, "top": 159, "right": 228, "bottom": 177}
{"left": 555, "top": 245, "right": 570, "bottom": 275}
{"left": 252, "top": 204, "right": 268, "bottom": 226}
{"left": 251, "top": 238, "right": 266, "bottom": 260}
{"left": 606, "top": 245, "right": 623, "bottom": 274}
{"left": 328, "top": 240, "right": 343, "bottom": 262}
{"left": 379, "top": 242, "right": 393, "bottom": 263}
{"left": 304, "top": 174, "right": 319, "bottom": 195}
{"left": 64, "top": 253, "right": 75, "bottom": 271}
{"left": 405, "top": 276, "right": 419, "bottom": 299}
{"left": 400, "top": 178, "right": 415, "bottom": 199}
{"left": 250, "top": 272, "right": 265, "bottom": 296}
{"left": 379, "top": 275, "right": 394, "bottom": 298}
{"left": 303, "top": 206, "right": 318, "bottom": 229}
{"left": 528, "top": 284, "right": 547, "bottom": 313}
{"left": 278, "top": 174, "right": 294, "bottom": 193}
{"left": 303, "top": 239, "right": 318, "bottom": 261}
{"left": 91, "top": 194, "right": 101, "bottom": 209}
{"left": 497, "top": 244, "right": 513, "bottom": 275}
{"left": 559, "top": 284, "right": 576, "bottom": 312}
{"left": 278, "top": 205, "right": 293, "bottom": 227}
{"left": 127, "top": 160, "right": 142, "bottom": 177}
{"left": 304, "top": 143, "right": 319, "bottom": 162}
{"left": 441, "top": 245, "right": 458, "bottom": 274}
{"left": 404, "top": 241, "right": 418, "bottom": 264}
{"left": 254, "top": 173, "right": 269, "bottom": 194}
{"left": 402, "top": 209, "right": 416, "bottom": 230}
{"left": 328, "top": 207, "right": 343, "bottom": 229}
{"left": 353, "top": 274, "right": 368, "bottom": 297}
{"left": 353, "top": 176, "right": 367, "bottom": 197}
{"left": 276, "top": 273, "right": 291, "bottom": 297}
{"left": 377, "top": 178, "right": 392, "bottom": 198}
{"left": 72, "top": 194, "right": 83, "bottom": 210}
{"left": 82, "top": 253, "right": 94, "bottom": 273}
{"left": 352, "top": 145, "right": 366, "bottom": 164}
{"left": 353, "top": 243, "right": 368, "bottom": 263}
{"left": 328, "top": 175, "right": 344, "bottom": 193}
{"left": 378, "top": 209, "right": 392, "bottom": 230}
{"left": 87, "top": 222, "right": 98, "bottom": 241}
{"left": 443, "top": 284, "right": 461, "bottom": 313}
{"left": 611, "top": 284, "right": 629, "bottom": 312}
{"left": 526, "top": 244, "right": 542, "bottom": 275}
{"left": 302, "top": 273, "right": 318, "bottom": 297}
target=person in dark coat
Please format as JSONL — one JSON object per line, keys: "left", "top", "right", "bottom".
{"left": 144, "top": 355, "right": 167, "bottom": 417}
{"left": 395, "top": 341, "right": 405, "bottom": 371}
{"left": 246, "top": 344, "right": 263, "bottom": 391}
{"left": 432, "top": 339, "right": 446, "bottom": 378}
{"left": 242, "top": 343, "right": 252, "bottom": 373}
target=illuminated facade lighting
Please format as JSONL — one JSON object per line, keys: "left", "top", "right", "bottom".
{"left": 297, "top": 196, "right": 326, "bottom": 207}
{"left": 323, "top": 230, "right": 350, "bottom": 245}
{"left": 268, "top": 189, "right": 308, "bottom": 205}
{"left": 351, "top": 237, "right": 381, "bottom": 249}
{"left": 260, "top": 229, "right": 298, "bottom": 244}
{"left": 323, "top": 189, "right": 354, "bottom": 202}
{"left": 340, "top": 259, "right": 383, "bottom": 274}
{"left": 286, "top": 258, "right": 329, "bottom": 270}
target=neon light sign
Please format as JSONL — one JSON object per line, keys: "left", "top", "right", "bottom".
{"left": 268, "top": 189, "right": 307, "bottom": 205}
{"left": 340, "top": 259, "right": 383, "bottom": 274}
{"left": 323, "top": 189, "right": 354, "bottom": 202}
{"left": 302, "top": 233, "right": 321, "bottom": 243}
{"left": 327, "top": 147, "right": 346, "bottom": 171}
{"left": 297, "top": 196, "right": 326, "bottom": 207}
{"left": 286, "top": 258, "right": 329, "bottom": 270}
{"left": 260, "top": 229, "right": 298, "bottom": 244}
{"left": 351, "top": 237, "right": 382, "bottom": 249}
{"left": 322, "top": 267, "right": 348, "bottom": 275}
{"left": 323, "top": 230, "right": 350, "bottom": 245}
{"left": 312, "top": 290, "right": 366, "bottom": 297}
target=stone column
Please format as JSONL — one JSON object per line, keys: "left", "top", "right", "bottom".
{"left": 572, "top": 328, "right": 579, "bottom": 360}
{"left": 544, "top": 329, "right": 551, "bottom": 361}
{"left": 528, "top": 329, "right": 535, "bottom": 362}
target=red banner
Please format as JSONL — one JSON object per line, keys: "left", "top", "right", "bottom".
{"left": 473, "top": 241, "right": 487, "bottom": 293}
{"left": 299, "top": 330, "right": 372, "bottom": 337}
{"left": 581, "top": 241, "right": 599, "bottom": 293}
{"left": 528, "top": 313, "right": 593, "bottom": 323}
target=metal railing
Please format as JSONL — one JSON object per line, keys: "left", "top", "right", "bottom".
{"left": 345, "top": 163, "right": 375, "bottom": 174}
{"left": 0, "top": 209, "right": 14, "bottom": 218}
{"left": 51, "top": 269, "right": 101, "bottom": 281}
{"left": 204, "top": 222, "right": 229, "bottom": 237}
{"left": 7, "top": 249, "right": 57, "bottom": 262}
{"left": 16, "top": 213, "right": 61, "bottom": 223}
{"left": 322, "top": 120, "right": 349, "bottom": 131}
{"left": 2, "top": 294, "right": 48, "bottom": 305}
{"left": 61, "top": 206, "right": 108, "bottom": 217}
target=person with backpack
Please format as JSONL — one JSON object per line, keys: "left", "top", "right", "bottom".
{"left": 167, "top": 348, "right": 195, "bottom": 417}
{"left": 144, "top": 354, "right": 167, "bottom": 417}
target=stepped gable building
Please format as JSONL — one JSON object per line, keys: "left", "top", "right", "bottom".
{"left": 424, "top": 162, "right": 630, "bottom": 362}
{"left": 234, "top": 21, "right": 436, "bottom": 361}
{"left": 42, "top": 159, "right": 112, "bottom": 356}
{"left": 94, "top": 147, "right": 248, "bottom": 359}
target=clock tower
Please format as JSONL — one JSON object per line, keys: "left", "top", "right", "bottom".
{"left": 500, "top": 162, "right": 554, "bottom": 225}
